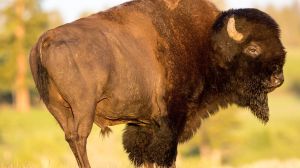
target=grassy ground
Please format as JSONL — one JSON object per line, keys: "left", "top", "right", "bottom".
{"left": 0, "top": 49, "right": 299, "bottom": 168}
{"left": 0, "top": 107, "right": 132, "bottom": 168}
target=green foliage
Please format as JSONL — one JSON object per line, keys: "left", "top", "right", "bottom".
{"left": 0, "top": 107, "right": 132, "bottom": 168}
{"left": 266, "top": 2, "right": 300, "bottom": 48}
{"left": 0, "top": 0, "right": 61, "bottom": 96}
{"left": 1, "top": 87, "right": 300, "bottom": 167}
{"left": 198, "top": 106, "right": 241, "bottom": 149}
{"left": 0, "top": 107, "right": 75, "bottom": 167}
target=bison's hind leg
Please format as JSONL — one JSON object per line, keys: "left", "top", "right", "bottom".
{"left": 44, "top": 79, "right": 97, "bottom": 168}
{"left": 44, "top": 82, "right": 82, "bottom": 166}
{"left": 123, "top": 120, "right": 178, "bottom": 167}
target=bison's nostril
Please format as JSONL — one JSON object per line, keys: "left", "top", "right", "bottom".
{"left": 271, "top": 73, "right": 284, "bottom": 87}
{"left": 274, "top": 79, "right": 281, "bottom": 85}
{"left": 274, "top": 73, "right": 284, "bottom": 80}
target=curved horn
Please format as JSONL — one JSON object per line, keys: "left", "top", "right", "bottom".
{"left": 227, "top": 16, "right": 244, "bottom": 42}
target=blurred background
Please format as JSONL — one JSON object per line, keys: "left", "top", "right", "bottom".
{"left": 0, "top": 0, "right": 300, "bottom": 167}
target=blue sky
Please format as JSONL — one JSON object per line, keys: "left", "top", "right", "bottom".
{"left": 41, "top": 0, "right": 296, "bottom": 23}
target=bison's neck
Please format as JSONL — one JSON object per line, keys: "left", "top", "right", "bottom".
{"left": 195, "top": 60, "right": 236, "bottom": 118}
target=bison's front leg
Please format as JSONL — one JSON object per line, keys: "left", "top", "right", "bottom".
{"left": 122, "top": 118, "right": 178, "bottom": 168}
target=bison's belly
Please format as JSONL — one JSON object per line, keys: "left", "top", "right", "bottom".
{"left": 95, "top": 84, "right": 154, "bottom": 126}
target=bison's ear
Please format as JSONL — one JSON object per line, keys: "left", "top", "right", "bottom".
{"left": 211, "top": 15, "right": 244, "bottom": 68}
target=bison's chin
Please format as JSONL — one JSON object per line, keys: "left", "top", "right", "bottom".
{"left": 249, "top": 93, "right": 269, "bottom": 123}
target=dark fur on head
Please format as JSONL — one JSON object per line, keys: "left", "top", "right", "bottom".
{"left": 213, "top": 8, "right": 279, "bottom": 34}
{"left": 210, "top": 8, "right": 286, "bottom": 123}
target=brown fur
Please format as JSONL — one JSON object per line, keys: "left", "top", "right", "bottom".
{"left": 29, "top": 0, "right": 285, "bottom": 167}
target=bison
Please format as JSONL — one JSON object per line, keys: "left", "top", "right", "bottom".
{"left": 29, "top": 0, "right": 286, "bottom": 167}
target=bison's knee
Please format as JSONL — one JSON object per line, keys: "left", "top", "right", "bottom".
{"left": 65, "top": 132, "right": 79, "bottom": 142}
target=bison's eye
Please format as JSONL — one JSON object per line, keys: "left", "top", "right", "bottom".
{"left": 244, "top": 42, "right": 262, "bottom": 58}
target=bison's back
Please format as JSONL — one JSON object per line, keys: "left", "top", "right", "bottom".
{"left": 31, "top": 3, "right": 165, "bottom": 125}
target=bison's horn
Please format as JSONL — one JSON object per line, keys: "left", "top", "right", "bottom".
{"left": 227, "top": 16, "right": 244, "bottom": 42}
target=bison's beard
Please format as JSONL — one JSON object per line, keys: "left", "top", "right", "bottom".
{"left": 249, "top": 93, "right": 269, "bottom": 123}
{"left": 234, "top": 86, "right": 270, "bottom": 123}
{"left": 226, "top": 72, "right": 270, "bottom": 123}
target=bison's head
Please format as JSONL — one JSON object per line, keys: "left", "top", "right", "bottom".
{"left": 211, "top": 9, "right": 286, "bottom": 123}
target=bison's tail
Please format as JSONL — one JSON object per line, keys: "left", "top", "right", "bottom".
{"left": 30, "top": 36, "right": 50, "bottom": 103}
{"left": 36, "top": 52, "right": 49, "bottom": 103}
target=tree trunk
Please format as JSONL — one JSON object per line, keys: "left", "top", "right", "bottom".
{"left": 14, "top": 0, "right": 30, "bottom": 112}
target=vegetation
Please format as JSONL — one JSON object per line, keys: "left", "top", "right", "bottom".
{"left": 0, "top": 0, "right": 62, "bottom": 111}
{"left": 0, "top": 0, "right": 299, "bottom": 167}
